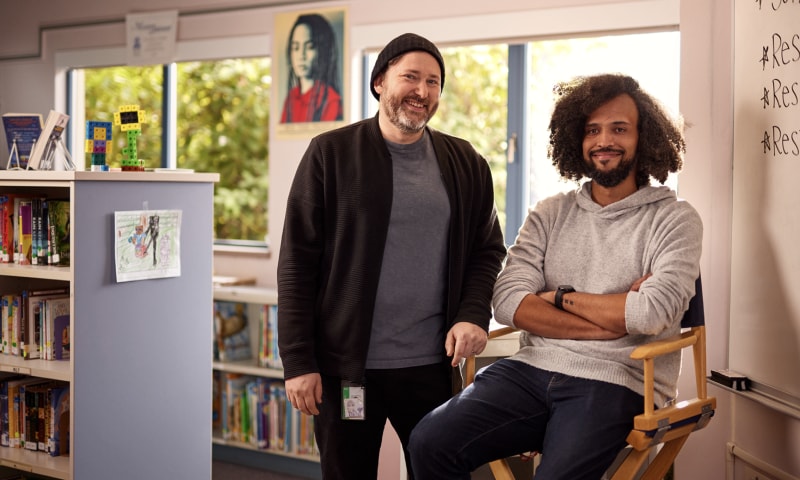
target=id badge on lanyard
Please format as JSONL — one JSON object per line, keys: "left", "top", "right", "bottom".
{"left": 341, "top": 380, "right": 365, "bottom": 420}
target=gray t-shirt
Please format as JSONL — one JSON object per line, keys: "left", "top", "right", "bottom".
{"left": 365, "top": 131, "right": 450, "bottom": 369}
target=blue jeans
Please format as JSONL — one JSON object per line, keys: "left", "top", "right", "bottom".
{"left": 409, "top": 358, "right": 644, "bottom": 480}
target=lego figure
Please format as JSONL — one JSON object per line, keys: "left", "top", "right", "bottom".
{"left": 113, "top": 105, "right": 147, "bottom": 171}
{"left": 84, "top": 120, "right": 112, "bottom": 171}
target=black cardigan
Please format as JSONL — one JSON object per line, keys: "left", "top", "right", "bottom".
{"left": 277, "top": 115, "right": 506, "bottom": 383}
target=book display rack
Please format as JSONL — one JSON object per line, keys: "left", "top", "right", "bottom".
{"left": 212, "top": 285, "right": 320, "bottom": 468}
{"left": 0, "top": 170, "right": 217, "bottom": 480}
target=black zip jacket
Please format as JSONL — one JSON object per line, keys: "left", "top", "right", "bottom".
{"left": 277, "top": 114, "right": 506, "bottom": 383}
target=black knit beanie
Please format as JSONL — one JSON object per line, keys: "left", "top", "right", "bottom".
{"left": 369, "top": 33, "right": 445, "bottom": 100}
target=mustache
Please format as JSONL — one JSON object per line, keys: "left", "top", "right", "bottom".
{"left": 590, "top": 147, "right": 625, "bottom": 155}
{"left": 405, "top": 95, "right": 428, "bottom": 106}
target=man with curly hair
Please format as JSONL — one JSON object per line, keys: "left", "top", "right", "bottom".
{"left": 409, "top": 73, "right": 702, "bottom": 479}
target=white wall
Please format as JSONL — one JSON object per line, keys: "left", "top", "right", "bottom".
{"left": 2, "top": 0, "right": 799, "bottom": 478}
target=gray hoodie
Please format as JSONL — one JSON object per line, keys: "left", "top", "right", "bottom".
{"left": 493, "top": 182, "right": 702, "bottom": 407}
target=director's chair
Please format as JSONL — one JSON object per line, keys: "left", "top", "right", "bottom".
{"left": 465, "top": 276, "right": 715, "bottom": 480}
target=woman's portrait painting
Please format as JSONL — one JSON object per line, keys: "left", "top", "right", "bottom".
{"left": 275, "top": 7, "right": 347, "bottom": 138}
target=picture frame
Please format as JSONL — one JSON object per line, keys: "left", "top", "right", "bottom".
{"left": 274, "top": 6, "right": 348, "bottom": 139}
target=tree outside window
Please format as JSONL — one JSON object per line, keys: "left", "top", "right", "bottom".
{"left": 81, "top": 57, "right": 271, "bottom": 244}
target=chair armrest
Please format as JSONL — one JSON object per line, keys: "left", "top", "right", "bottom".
{"left": 464, "top": 326, "right": 518, "bottom": 386}
{"left": 489, "top": 326, "right": 517, "bottom": 340}
{"left": 630, "top": 326, "right": 708, "bottom": 415}
{"left": 630, "top": 330, "right": 698, "bottom": 360}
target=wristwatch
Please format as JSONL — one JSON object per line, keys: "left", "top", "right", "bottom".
{"left": 555, "top": 285, "right": 575, "bottom": 310}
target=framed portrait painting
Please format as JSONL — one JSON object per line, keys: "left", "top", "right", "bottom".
{"left": 274, "top": 6, "right": 348, "bottom": 139}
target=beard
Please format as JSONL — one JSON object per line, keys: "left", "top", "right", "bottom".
{"left": 381, "top": 92, "right": 438, "bottom": 134}
{"left": 586, "top": 149, "right": 636, "bottom": 187}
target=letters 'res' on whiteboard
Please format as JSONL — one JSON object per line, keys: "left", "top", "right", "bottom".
{"left": 730, "top": 0, "right": 800, "bottom": 400}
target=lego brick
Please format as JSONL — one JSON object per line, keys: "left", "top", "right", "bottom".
{"left": 93, "top": 126, "right": 109, "bottom": 139}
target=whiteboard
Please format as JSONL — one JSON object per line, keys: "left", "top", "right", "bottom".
{"left": 730, "top": 0, "right": 800, "bottom": 401}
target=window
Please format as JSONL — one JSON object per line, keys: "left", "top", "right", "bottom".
{"left": 523, "top": 32, "right": 680, "bottom": 208}
{"left": 364, "top": 31, "right": 679, "bottom": 242}
{"left": 430, "top": 45, "right": 509, "bottom": 232}
{"left": 82, "top": 65, "right": 163, "bottom": 166}
{"left": 176, "top": 59, "right": 271, "bottom": 244}
{"left": 75, "top": 56, "right": 271, "bottom": 245}
{"left": 364, "top": 45, "right": 509, "bottom": 231}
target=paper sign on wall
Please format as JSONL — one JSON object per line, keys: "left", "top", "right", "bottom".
{"left": 126, "top": 10, "right": 178, "bottom": 66}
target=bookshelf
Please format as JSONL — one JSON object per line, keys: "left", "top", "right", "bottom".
{"left": 211, "top": 285, "right": 321, "bottom": 470}
{"left": 0, "top": 170, "right": 217, "bottom": 480}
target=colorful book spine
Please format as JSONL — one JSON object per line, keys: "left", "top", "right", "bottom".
{"left": 48, "top": 385, "right": 69, "bottom": 456}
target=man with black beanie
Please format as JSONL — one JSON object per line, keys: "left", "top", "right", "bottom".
{"left": 277, "top": 32, "right": 506, "bottom": 479}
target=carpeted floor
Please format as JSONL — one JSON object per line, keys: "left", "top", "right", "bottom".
{"left": 212, "top": 461, "right": 309, "bottom": 480}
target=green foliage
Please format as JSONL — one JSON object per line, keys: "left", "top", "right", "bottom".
{"left": 84, "top": 65, "right": 163, "bottom": 167}
{"left": 429, "top": 45, "right": 509, "bottom": 232}
{"left": 83, "top": 58, "right": 271, "bottom": 242}
{"left": 177, "top": 59, "right": 271, "bottom": 242}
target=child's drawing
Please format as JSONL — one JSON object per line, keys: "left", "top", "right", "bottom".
{"left": 114, "top": 209, "right": 182, "bottom": 282}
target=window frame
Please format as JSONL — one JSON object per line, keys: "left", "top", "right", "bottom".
{"left": 352, "top": 2, "right": 679, "bottom": 243}
{"left": 56, "top": 34, "right": 273, "bottom": 249}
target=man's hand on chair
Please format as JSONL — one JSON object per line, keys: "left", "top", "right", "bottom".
{"left": 446, "top": 322, "right": 489, "bottom": 367}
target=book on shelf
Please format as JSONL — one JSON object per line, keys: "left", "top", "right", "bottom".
{"left": 31, "top": 198, "right": 47, "bottom": 266}
{"left": 269, "top": 382, "right": 289, "bottom": 452}
{"left": 0, "top": 194, "right": 17, "bottom": 263}
{"left": 27, "top": 110, "right": 70, "bottom": 171}
{"left": 212, "top": 374, "right": 317, "bottom": 456}
{"left": 26, "top": 380, "right": 65, "bottom": 453}
{"left": 6, "top": 377, "right": 42, "bottom": 449}
{"left": 48, "top": 384, "right": 69, "bottom": 456}
{"left": 15, "top": 198, "right": 32, "bottom": 266}
{"left": 258, "top": 304, "right": 282, "bottom": 369}
{"left": 39, "top": 296, "right": 70, "bottom": 361}
{"left": 0, "top": 378, "right": 69, "bottom": 455}
{"left": 293, "top": 404, "right": 317, "bottom": 455}
{"left": 0, "top": 377, "right": 70, "bottom": 455}
{"left": 46, "top": 199, "right": 69, "bottom": 266}
{"left": 21, "top": 288, "right": 68, "bottom": 360}
{"left": 2, "top": 113, "right": 43, "bottom": 170}
{"left": 220, "top": 373, "right": 254, "bottom": 442}
{"left": 50, "top": 300, "right": 70, "bottom": 361}
{"left": 3, "top": 294, "right": 22, "bottom": 356}
{"left": 20, "top": 379, "right": 48, "bottom": 451}
{"left": 0, "top": 194, "right": 68, "bottom": 266}
{"left": 246, "top": 380, "right": 262, "bottom": 448}
{"left": 212, "top": 371, "right": 221, "bottom": 430}
{"left": 0, "top": 378, "right": 10, "bottom": 447}
{"left": 214, "top": 300, "right": 252, "bottom": 362}
{"left": 1, "top": 294, "right": 15, "bottom": 354}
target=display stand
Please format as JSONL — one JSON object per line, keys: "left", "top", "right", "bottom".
{"left": 29, "top": 136, "right": 75, "bottom": 171}
{"left": 5, "top": 139, "right": 23, "bottom": 170}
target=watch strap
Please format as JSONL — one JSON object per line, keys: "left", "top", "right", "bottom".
{"left": 555, "top": 285, "right": 575, "bottom": 310}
